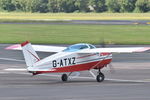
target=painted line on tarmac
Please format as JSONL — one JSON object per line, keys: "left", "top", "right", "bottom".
{"left": 2, "top": 68, "right": 150, "bottom": 83}
{"left": 105, "top": 79, "right": 150, "bottom": 83}
{"left": 0, "top": 72, "right": 11, "bottom": 74}
{"left": 41, "top": 74, "right": 150, "bottom": 83}
{"left": 13, "top": 72, "right": 150, "bottom": 83}
{"left": 3, "top": 68, "right": 27, "bottom": 71}
{"left": 0, "top": 57, "right": 24, "bottom": 62}
{"left": 26, "top": 19, "right": 72, "bottom": 21}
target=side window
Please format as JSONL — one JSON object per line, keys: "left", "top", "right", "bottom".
{"left": 80, "top": 45, "right": 88, "bottom": 49}
{"left": 89, "top": 45, "right": 95, "bottom": 49}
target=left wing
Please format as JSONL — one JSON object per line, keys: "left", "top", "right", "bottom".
{"left": 77, "top": 47, "right": 150, "bottom": 53}
{"left": 5, "top": 44, "right": 66, "bottom": 52}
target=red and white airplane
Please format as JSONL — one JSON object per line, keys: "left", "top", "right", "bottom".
{"left": 6, "top": 41, "right": 150, "bottom": 82}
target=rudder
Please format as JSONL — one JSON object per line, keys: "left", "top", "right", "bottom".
{"left": 21, "top": 41, "right": 40, "bottom": 67}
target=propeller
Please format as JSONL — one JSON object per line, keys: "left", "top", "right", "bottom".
{"left": 108, "top": 63, "right": 115, "bottom": 74}
{"left": 100, "top": 38, "right": 116, "bottom": 74}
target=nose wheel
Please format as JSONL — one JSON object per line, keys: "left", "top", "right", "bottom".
{"left": 96, "top": 69, "right": 105, "bottom": 82}
{"left": 89, "top": 69, "right": 105, "bottom": 82}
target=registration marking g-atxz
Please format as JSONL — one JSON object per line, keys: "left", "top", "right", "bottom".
{"left": 52, "top": 57, "right": 76, "bottom": 67}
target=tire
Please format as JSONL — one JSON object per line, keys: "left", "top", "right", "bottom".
{"left": 61, "top": 74, "right": 68, "bottom": 82}
{"left": 96, "top": 73, "right": 105, "bottom": 82}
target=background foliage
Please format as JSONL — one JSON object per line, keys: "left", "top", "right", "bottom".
{"left": 0, "top": 0, "right": 149, "bottom": 13}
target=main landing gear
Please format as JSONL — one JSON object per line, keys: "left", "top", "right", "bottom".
{"left": 61, "top": 72, "right": 80, "bottom": 82}
{"left": 61, "top": 69, "right": 105, "bottom": 82}
{"left": 61, "top": 74, "right": 68, "bottom": 82}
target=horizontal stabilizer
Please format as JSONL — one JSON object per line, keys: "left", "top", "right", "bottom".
{"left": 5, "top": 44, "right": 66, "bottom": 52}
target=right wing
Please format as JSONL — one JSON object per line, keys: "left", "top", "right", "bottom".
{"left": 5, "top": 44, "right": 67, "bottom": 52}
{"left": 77, "top": 47, "right": 150, "bottom": 53}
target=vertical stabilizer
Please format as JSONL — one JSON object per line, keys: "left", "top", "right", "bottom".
{"left": 21, "top": 41, "right": 40, "bottom": 67}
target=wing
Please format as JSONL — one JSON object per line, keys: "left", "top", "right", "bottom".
{"left": 77, "top": 47, "right": 150, "bottom": 53}
{"left": 5, "top": 44, "right": 66, "bottom": 52}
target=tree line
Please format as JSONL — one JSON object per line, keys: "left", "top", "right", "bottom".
{"left": 0, "top": 0, "right": 149, "bottom": 13}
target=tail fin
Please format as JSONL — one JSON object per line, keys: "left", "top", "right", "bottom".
{"left": 21, "top": 41, "right": 40, "bottom": 67}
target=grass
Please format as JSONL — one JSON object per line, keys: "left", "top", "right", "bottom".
{"left": 0, "top": 24, "right": 150, "bottom": 44}
{"left": 0, "top": 12, "right": 150, "bottom": 20}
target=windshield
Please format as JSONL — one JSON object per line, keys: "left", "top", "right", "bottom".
{"left": 63, "top": 44, "right": 89, "bottom": 52}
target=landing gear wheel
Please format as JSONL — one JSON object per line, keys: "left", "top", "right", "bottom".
{"left": 96, "top": 73, "right": 105, "bottom": 82}
{"left": 61, "top": 74, "right": 68, "bottom": 82}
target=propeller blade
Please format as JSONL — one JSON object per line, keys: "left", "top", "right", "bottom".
{"left": 108, "top": 63, "right": 115, "bottom": 74}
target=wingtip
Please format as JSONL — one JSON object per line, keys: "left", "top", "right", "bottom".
{"left": 5, "top": 44, "right": 21, "bottom": 50}
{"left": 21, "top": 41, "right": 30, "bottom": 47}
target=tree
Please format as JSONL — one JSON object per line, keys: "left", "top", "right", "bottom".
{"left": 37, "top": 0, "right": 48, "bottom": 13}
{"left": 0, "top": 0, "right": 15, "bottom": 11}
{"left": 119, "top": 0, "right": 137, "bottom": 12}
{"left": 11, "top": 0, "right": 22, "bottom": 11}
{"left": 128, "top": 0, "right": 137, "bottom": 12}
{"left": 106, "top": 0, "right": 120, "bottom": 12}
{"left": 0, "top": 0, "right": 3, "bottom": 10}
{"left": 88, "top": 0, "right": 106, "bottom": 12}
{"left": 134, "top": 0, "right": 149, "bottom": 12}
{"left": 37, "top": 3, "right": 48, "bottom": 13}
{"left": 47, "top": 0, "right": 58, "bottom": 12}
{"left": 29, "top": 0, "right": 41, "bottom": 12}
{"left": 146, "top": 0, "right": 150, "bottom": 12}
{"left": 57, "top": 0, "right": 76, "bottom": 13}
{"left": 12, "top": 0, "right": 28, "bottom": 12}
{"left": 22, "top": 0, "right": 48, "bottom": 13}
{"left": 75, "top": 0, "right": 89, "bottom": 12}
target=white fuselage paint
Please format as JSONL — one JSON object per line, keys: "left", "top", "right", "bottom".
{"left": 28, "top": 52, "right": 112, "bottom": 71}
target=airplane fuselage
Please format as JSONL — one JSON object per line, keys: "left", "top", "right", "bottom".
{"left": 29, "top": 52, "right": 112, "bottom": 74}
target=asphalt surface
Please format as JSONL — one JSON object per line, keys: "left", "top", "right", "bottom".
{"left": 1, "top": 44, "right": 150, "bottom": 100}
{"left": 72, "top": 20, "right": 150, "bottom": 25}
{"left": 1, "top": 20, "right": 150, "bottom": 25}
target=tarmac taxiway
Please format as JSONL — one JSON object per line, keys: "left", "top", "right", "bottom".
{"left": 1, "top": 20, "right": 150, "bottom": 25}
{"left": 0, "top": 44, "right": 150, "bottom": 100}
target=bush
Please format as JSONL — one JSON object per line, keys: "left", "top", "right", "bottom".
{"left": 134, "top": 0, "right": 149, "bottom": 12}
{"left": 106, "top": 0, "right": 120, "bottom": 12}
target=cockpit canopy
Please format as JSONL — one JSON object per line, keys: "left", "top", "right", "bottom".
{"left": 63, "top": 43, "right": 96, "bottom": 52}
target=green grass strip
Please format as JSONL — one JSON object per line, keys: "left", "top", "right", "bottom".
{"left": 0, "top": 24, "right": 150, "bottom": 45}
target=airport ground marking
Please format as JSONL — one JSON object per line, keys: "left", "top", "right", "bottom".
{"left": 0, "top": 57, "right": 24, "bottom": 62}
{"left": 2, "top": 68, "right": 150, "bottom": 83}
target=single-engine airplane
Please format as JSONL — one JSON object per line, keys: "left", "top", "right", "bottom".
{"left": 6, "top": 41, "right": 150, "bottom": 82}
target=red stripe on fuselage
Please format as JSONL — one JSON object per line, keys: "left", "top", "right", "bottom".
{"left": 100, "top": 52, "right": 112, "bottom": 56}
{"left": 77, "top": 54, "right": 97, "bottom": 59}
{"left": 34, "top": 59, "right": 112, "bottom": 75}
